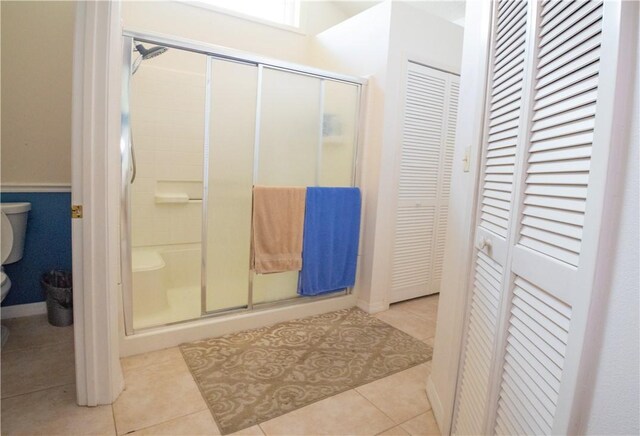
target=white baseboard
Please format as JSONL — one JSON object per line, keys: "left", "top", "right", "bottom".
{"left": 356, "top": 298, "right": 389, "bottom": 314}
{"left": 426, "top": 375, "right": 446, "bottom": 434}
{"left": 1, "top": 301, "right": 47, "bottom": 319}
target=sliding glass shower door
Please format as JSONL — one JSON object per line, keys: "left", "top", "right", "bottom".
{"left": 204, "top": 59, "right": 257, "bottom": 313}
{"left": 125, "top": 43, "right": 207, "bottom": 330}
{"left": 252, "top": 68, "right": 321, "bottom": 305}
{"left": 122, "top": 34, "right": 363, "bottom": 333}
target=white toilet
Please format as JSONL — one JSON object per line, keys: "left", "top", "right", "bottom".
{"left": 1, "top": 202, "right": 31, "bottom": 346}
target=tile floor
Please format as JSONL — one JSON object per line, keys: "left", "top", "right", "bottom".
{"left": 1, "top": 294, "right": 440, "bottom": 436}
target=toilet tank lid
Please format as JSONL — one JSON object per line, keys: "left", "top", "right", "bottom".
{"left": 1, "top": 202, "right": 31, "bottom": 214}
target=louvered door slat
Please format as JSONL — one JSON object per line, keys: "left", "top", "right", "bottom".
{"left": 500, "top": 383, "right": 547, "bottom": 434}
{"left": 503, "top": 365, "right": 554, "bottom": 424}
{"left": 520, "top": 0, "right": 603, "bottom": 266}
{"left": 539, "top": 1, "right": 601, "bottom": 45}
{"left": 504, "top": 343, "right": 559, "bottom": 404}
{"left": 495, "top": 277, "right": 570, "bottom": 435}
{"left": 539, "top": 0, "right": 573, "bottom": 26}
{"left": 538, "top": 20, "right": 601, "bottom": 69}
{"left": 537, "top": 33, "right": 601, "bottom": 79}
{"left": 493, "top": 68, "right": 524, "bottom": 98}
{"left": 496, "top": 1, "right": 526, "bottom": 35}
{"left": 539, "top": 6, "right": 603, "bottom": 57}
{"left": 476, "top": 0, "right": 529, "bottom": 240}
{"left": 455, "top": 250, "right": 504, "bottom": 435}
{"left": 534, "top": 62, "right": 598, "bottom": 99}
{"left": 536, "top": 51, "right": 600, "bottom": 91}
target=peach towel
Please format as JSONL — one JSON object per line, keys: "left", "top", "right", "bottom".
{"left": 251, "top": 186, "right": 306, "bottom": 274}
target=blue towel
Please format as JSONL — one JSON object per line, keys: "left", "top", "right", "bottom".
{"left": 298, "top": 187, "right": 361, "bottom": 296}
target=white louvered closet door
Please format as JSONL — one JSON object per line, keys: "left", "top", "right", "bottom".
{"left": 455, "top": 0, "right": 625, "bottom": 434}
{"left": 390, "top": 62, "right": 460, "bottom": 303}
{"left": 454, "top": 0, "right": 531, "bottom": 433}
{"left": 493, "top": 0, "right": 612, "bottom": 434}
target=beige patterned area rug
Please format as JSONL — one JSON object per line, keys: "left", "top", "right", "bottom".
{"left": 180, "top": 307, "right": 432, "bottom": 434}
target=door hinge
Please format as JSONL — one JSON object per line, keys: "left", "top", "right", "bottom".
{"left": 71, "top": 205, "right": 83, "bottom": 219}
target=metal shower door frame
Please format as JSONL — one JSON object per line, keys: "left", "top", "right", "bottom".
{"left": 120, "top": 29, "right": 366, "bottom": 335}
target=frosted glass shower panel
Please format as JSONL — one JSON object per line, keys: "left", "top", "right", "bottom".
{"left": 253, "top": 68, "right": 321, "bottom": 304}
{"left": 205, "top": 59, "right": 257, "bottom": 312}
{"left": 320, "top": 81, "right": 359, "bottom": 186}
{"left": 256, "top": 68, "right": 322, "bottom": 186}
{"left": 130, "top": 48, "right": 206, "bottom": 247}
{"left": 129, "top": 46, "right": 206, "bottom": 330}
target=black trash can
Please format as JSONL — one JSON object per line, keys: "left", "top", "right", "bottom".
{"left": 41, "top": 270, "right": 73, "bottom": 327}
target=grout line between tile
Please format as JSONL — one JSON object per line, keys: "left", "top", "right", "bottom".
{"left": 120, "top": 347, "right": 187, "bottom": 375}
{"left": 352, "top": 389, "right": 400, "bottom": 434}
{"left": 2, "top": 338, "right": 75, "bottom": 354}
{"left": 111, "top": 399, "right": 119, "bottom": 436}
{"left": 354, "top": 366, "right": 434, "bottom": 435}
{"left": 1, "top": 381, "right": 75, "bottom": 400}
{"left": 2, "top": 339, "right": 75, "bottom": 354}
{"left": 114, "top": 402, "right": 211, "bottom": 435}
{"left": 116, "top": 409, "right": 212, "bottom": 435}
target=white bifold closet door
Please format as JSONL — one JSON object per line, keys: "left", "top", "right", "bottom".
{"left": 390, "top": 62, "right": 459, "bottom": 303}
{"left": 455, "top": 0, "right": 624, "bottom": 434}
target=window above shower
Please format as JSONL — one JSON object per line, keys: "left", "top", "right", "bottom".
{"left": 180, "top": 0, "right": 301, "bottom": 30}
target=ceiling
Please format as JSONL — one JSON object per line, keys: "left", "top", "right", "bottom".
{"left": 330, "top": 1, "right": 466, "bottom": 26}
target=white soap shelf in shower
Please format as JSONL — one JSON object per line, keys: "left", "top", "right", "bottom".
{"left": 155, "top": 193, "right": 189, "bottom": 203}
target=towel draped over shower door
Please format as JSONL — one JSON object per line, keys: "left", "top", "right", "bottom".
{"left": 298, "top": 187, "right": 361, "bottom": 296}
{"left": 251, "top": 186, "right": 307, "bottom": 274}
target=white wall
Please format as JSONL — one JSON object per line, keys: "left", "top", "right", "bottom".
{"left": 313, "top": 2, "right": 393, "bottom": 312}
{"left": 426, "top": 0, "right": 491, "bottom": 430}
{"left": 1, "top": 1, "right": 75, "bottom": 186}
{"left": 583, "top": 5, "right": 639, "bottom": 433}
{"left": 314, "top": 2, "right": 463, "bottom": 313}
{"left": 123, "top": 1, "right": 315, "bottom": 65}
{"left": 368, "top": 2, "right": 464, "bottom": 311}
{"left": 300, "top": 1, "right": 349, "bottom": 35}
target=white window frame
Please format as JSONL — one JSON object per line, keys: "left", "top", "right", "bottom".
{"left": 175, "top": 0, "right": 303, "bottom": 34}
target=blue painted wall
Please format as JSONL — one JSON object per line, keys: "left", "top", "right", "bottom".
{"left": 1, "top": 192, "right": 72, "bottom": 306}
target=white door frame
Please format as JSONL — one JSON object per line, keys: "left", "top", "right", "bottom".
{"left": 425, "top": 0, "right": 493, "bottom": 431}
{"left": 71, "top": 0, "right": 124, "bottom": 406}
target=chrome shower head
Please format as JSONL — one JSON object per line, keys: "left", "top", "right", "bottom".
{"left": 132, "top": 43, "right": 168, "bottom": 75}
{"left": 136, "top": 43, "right": 168, "bottom": 60}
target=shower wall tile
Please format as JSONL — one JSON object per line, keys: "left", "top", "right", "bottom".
{"left": 155, "top": 164, "right": 203, "bottom": 182}
{"left": 131, "top": 178, "right": 154, "bottom": 194}
{"left": 156, "top": 151, "right": 203, "bottom": 167}
{"left": 135, "top": 162, "right": 155, "bottom": 180}
{"left": 134, "top": 149, "right": 154, "bottom": 165}
{"left": 130, "top": 63, "right": 205, "bottom": 248}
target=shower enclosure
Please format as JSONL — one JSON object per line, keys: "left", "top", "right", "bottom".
{"left": 120, "top": 31, "right": 365, "bottom": 334}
